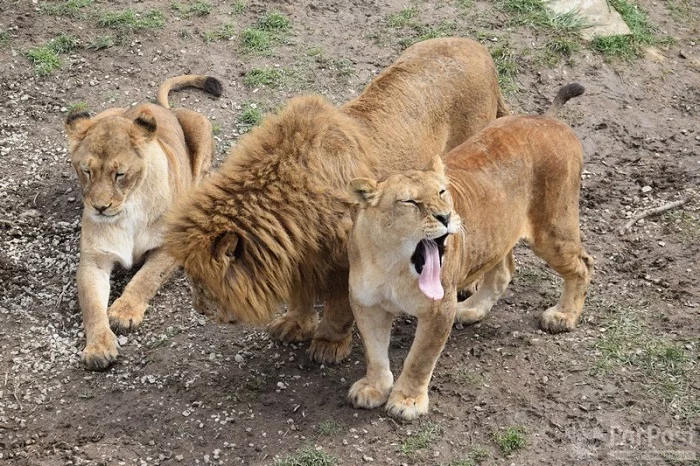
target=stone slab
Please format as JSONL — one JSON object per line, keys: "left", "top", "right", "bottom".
{"left": 545, "top": 0, "right": 631, "bottom": 41}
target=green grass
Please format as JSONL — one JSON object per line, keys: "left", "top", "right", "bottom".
{"left": 40, "top": 0, "right": 93, "bottom": 17}
{"left": 49, "top": 34, "right": 78, "bottom": 54}
{"left": 98, "top": 9, "right": 165, "bottom": 30}
{"left": 591, "top": 0, "right": 670, "bottom": 59}
{"left": 238, "top": 102, "right": 263, "bottom": 129}
{"left": 257, "top": 11, "right": 290, "bottom": 32}
{"left": 27, "top": 46, "right": 62, "bottom": 76}
{"left": 244, "top": 68, "right": 283, "bottom": 87}
{"left": 67, "top": 101, "right": 89, "bottom": 113}
{"left": 490, "top": 43, "right": 521, "bottom": 94}
{"left": 274, "top": 447, "right": 339, "bottom": 466}
{"left": 231, "top": 0, "right": 247, "bottom": 14}
{"left": 387, "top": 7, "right": 419, "bottom": 28}
{"left": 86, "top": 35, "right": 115, "bottom": 51}
{"left": 171, "top": 0, "right": 212, "bottom": 17}
{"left": 0, "top": 30, "right": 10, "bottom": 47}
{"left": 493, "top": 426, "right": 527, "bottom": 455}
{"left": 211, "top": 123, "right": 221, "bottom": 135}
{"left": 399, "top": 422, "right": 442, "bottom": 457}
{"left": 239, "top": 11, "right": 291, "bottom": 54}
{"left": 316, "top": 419, "right": 342, "bottom": 436}
{"left": 455, "top": 0, "right": 473, "bottom": 9}
{"left": 663, "top": 210, "right": 700, "bottom": 242}
{"left": 443, "top": 446, "right": 489, "bottom": 466}
{"left": 201, "top": 22, "right": 235, "bottom": 43}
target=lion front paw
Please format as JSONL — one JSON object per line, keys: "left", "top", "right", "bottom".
{"left": 108, "top": 297, "right": 148, "bottom": 334}
{"left": 454, "top": 306, "right": 488, "bottom": 325}
{"left": 82, "top": 327, "right": 119, "bottom": 371}
{"left": 386, "top": 389, "right": 429, "bottom": 421}
{"left": 348, "top": 377, "right": 393, "bottom": 409}
{"left": 268, "top": 314, "right": 317, "bottom": 342}
{"left": 308, "top": 333, "right": 352, "bottom": 364}
{"left": 540, "top": 306, "right": 579, "bottom": 333}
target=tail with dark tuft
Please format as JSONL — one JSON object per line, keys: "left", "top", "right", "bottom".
{"left": 545, "top": 83, "right": 585, "bottom": 117}
{"left": 156, "top": 75, "right": 223, "bottom": 109}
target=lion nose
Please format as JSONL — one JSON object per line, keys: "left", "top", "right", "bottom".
{"left": 94, "top": 203, "right": 111, "bottom": 214}
{"left": 434, "top": 213, "right": 450, "bottom": 227}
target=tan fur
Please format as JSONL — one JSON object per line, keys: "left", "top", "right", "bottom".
{"left": 67, "top": 75, "right": 220, "bottom": 370}
{"left": 164, "top": 38, "right": 509, "bottom": 364}
{"left": 347, "top": 85, "right": 593, "bottom": 420}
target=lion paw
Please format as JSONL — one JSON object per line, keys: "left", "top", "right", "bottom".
{"left": 540, "top": 306, "right": 578, "bottom": 333}
{"left": 108, "top": 297, "right": 148, "bottom": 334}
{"left": 348, "top": 377, "right": 392, "bottom": 409}
{"left": 308, "top": 333, "right": 352, "bottom": 364}
{"left": 268, "top": 314, "right": 317, "bottom": 342}
{"left": 82, "top": 327, "right": 119, "bottom": 371}
{"left": 386, "top": 389, "right": 429, "bottom": 421}
{"left": 454, "top": 306, "right": 488, "bottom": 325}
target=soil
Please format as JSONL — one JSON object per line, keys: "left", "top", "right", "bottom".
{"left": 0, "top": 1, "right": 698, "bottom": 465}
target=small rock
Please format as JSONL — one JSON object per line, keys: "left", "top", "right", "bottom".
{"left": 117, "top": 335, "right": 128, "bottom": 346}
{"left": 641, "top": 186, "right": 652, "bottom": 193}
{"left": 363, "top": 455, "right": 374, "bottom": 462}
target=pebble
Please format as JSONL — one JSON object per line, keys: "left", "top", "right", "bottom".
{"left": 641, "top": 186, "right": 652, "bottom": 193}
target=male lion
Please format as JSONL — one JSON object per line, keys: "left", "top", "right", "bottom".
{"left": 165, "top": 38, "right": 509, "bottom": 364}
{"left": 66, "top": 75, "right": 222, "bottom": 370}
{"left": 346, "top": 84, "right": 593, "bottom": 420}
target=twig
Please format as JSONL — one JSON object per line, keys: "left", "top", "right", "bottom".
{"left": 55, "top": 286, "right": 66, "bottom": 311}
{"left": 619, "top": 196, "right": 693, "bottom": 235}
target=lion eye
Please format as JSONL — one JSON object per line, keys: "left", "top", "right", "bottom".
{"left": 115, "top": 171, "right": 125, "bottom": 180}
{"left": 439, "top": 189, "right": 446, "bottom": 197}
{"left": 81, "top": 168, "right": 91, "bottom": 178}
{"left": 400, "top": 199, "right": 418, "bottom": 206}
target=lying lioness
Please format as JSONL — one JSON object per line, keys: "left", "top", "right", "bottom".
{"left": 347, "top": 84, "right": 593, "bottom": 420}
{"left": 65, "top": 75, "right": 222, "bottom": 370}
{"left": 165, "top": 38, "right": 509, "bottom": 364}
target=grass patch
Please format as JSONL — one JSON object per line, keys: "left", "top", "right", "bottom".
{"left": 67, "top": 101, "right": 89, "bottom": 113}
{"left": 316, "top": 419, "right": 342, "bottom": 436}
{"left": 493, "top": 426, "right": 527, "bottom": 455}
{"left": 490, "top": 42, "right": 521, "bottom": 94}
{"left": 240, "top": 28, "right": 271, "bottom": 52}
{"left": 86, "top": 35, "right": 115, "bottom": 51}
{"left": 447, "top": 368, "right": 486, "bottom": 386}
{"left": 40, "top": 0, "right": 93, "bottom": 17}
{"left": 397, "top": 20, "right": 456, "bottom": 49}
{"left": 274, "top": 447, "right": 339, "bottom": 466}
{"left": 49, "top": 34, "right": 79, "bottom": 54}
{"left": 211, "top": 123, "right": 221, "bottom": 135}
{"left": 201, "top": 22, "right": 235, "bottom": 43}
{"left": 455, "top": 0, "right": 473, "bottom": 9}
{"left": 443, "top": 446, "right": 489, "bottom": 466}
{"left": 244, "top": 68, "right": 283, "bottom": 87}
{"left": 171, "top": 0, "right": 212, "bottom": 17}
{"left": 27, "top": 46, "right": 61, "bottom": 76}
{"left": 0, "top": 30, "right": 10, "bottom": 47}
{"left": 98, "top": 9, "right": 165, "bottom": 30}
{"left": 240, "top": 11, "right": 291, "bottom": 54}
{"left": 499, "top": 0, "right": 584, "bottom": 33}
{"left": 591, "top": 296, "right": 696, "bottom": 416}
{"left": 237, "top": 102, "right": 263, "bottom": 129}
{"left": 387, "top": 7, "right": 419, "bottom": 28}
{"left": 399, "top": 422, "right": 442, "bottom": 457}
{"left": 591, "top": 0, "right": 671, "bottom": 59}
{"left": 257, "top": 11, "right": 290, "bottom": 32}
{"left": 231, "top": 0, "right": 247, "bottom": 14}
{"left": 663, "top": 210, "right": 700, "bottom": 242}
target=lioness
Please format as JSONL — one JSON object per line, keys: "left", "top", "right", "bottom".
{"left": 347, "top": 84, "right": 593, "bottom": 420}
{"left": 66, "top": 75, "right": 222, "bottom": 370}
{"left": 165, "top": 38, "right": 509, "bottom": 364}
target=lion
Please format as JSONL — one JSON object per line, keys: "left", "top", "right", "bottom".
{"left": 346, "top": 83, "right": 594, "bottom": 420}
{"left": 65, "top": 75, "right": 222, "bottom": 370}
{"left": 164, "top": 38, "right": 509, "bottom": 364}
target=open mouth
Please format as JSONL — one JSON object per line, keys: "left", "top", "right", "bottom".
{"left": 410, "top": 234, "right": 448, "bottom": 301}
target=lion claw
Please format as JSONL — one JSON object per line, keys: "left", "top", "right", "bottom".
{"left": 308, "top": 334, "right": 352, "bottom": 364}
{"left": 82, "top": 328, "right": 119, "bottom": 371}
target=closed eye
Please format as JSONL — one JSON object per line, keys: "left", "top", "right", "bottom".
{"left": 115, "top": 171, "right": 125, "bottom": 181}
{"left": 399, "top": 199, "right": 418, "bottom": 206}
{"left": 439, "top": 189, "right": 446, "bottom": 197}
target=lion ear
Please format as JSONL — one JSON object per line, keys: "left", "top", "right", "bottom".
{"left": 64, "top": 112, "right": 93, "bottom": 148}
{"left": 130, "top": 110, "right": 157, "bottom": 144}
{"left": 348, "top": 178, "right": 378, "bottom": 206}
{"left": 212, "top": 232, "right": 244, "bottom": 262}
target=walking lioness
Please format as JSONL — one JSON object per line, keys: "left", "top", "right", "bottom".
{"left": 66, "top": 75, "right": 222, "bottom": 370}
{"left": 347, "top": 84, "right": 593, "bottom": 420}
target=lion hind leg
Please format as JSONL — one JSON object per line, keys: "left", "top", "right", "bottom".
{"left": 533, "top": 235, "right": 593, "bottom": 333}
{"left": 309, "top": 268, "right": 354, "bottom": 364}
{"left": 455, "top": 250, "right": 514, "bottom": 325}
{"left": 173, "top": 108, "right": 214, "bottom": 182}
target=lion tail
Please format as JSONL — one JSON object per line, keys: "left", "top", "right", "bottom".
{"left": 156, "top": 75, "right": 223, "bottom": 109}
{"left": 545, "top": 83, "right": 585, "bottom": 117}
{"left": 496, "top": 89, "right": 510, "bottom": 118}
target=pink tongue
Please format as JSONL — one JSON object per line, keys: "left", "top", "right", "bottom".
{"left": 418, "top": 240, "right": 444, "bottom": 300}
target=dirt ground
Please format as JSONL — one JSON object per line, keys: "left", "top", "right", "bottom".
{"left": 1, "top": 0, "right": 699, "bottom": 465}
